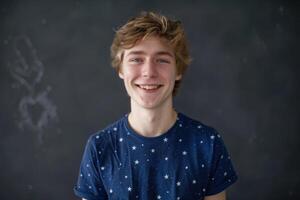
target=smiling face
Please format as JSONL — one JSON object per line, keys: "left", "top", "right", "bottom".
{"left": 119, "top": 36, "right": 182, "bottom": 110}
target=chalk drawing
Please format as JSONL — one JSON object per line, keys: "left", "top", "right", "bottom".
{"left": 9, "top": 35, "right": 58, "bottom": 144}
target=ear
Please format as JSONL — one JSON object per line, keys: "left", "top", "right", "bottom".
{"left": 118, "top": 69, "right": 124, "bottom": 79}
{"left": 175, "top": 73, "right": 182, "bottom": 81}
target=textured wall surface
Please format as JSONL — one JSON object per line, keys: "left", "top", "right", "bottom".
{"left": 0, "top": 1, "right": 299, "bottom": 199}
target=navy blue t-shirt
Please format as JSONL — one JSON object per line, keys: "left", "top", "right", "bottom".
{"left": 74, "top": 113, "right": 238, "bottom": 200}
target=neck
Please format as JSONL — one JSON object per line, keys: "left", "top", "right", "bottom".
{"left": 128, "top": 101, "right": 177, "bottom": 138}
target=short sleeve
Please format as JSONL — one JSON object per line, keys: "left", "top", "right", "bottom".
{"left": 73, "top": 136, "right": 108, "bottom": 200}
{"left": 206, "top": 133, "right": 238, "bottom": 196}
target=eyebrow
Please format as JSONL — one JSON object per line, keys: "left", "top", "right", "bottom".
{"left": 126, "top": 50, "right": 174, "bottom": 58}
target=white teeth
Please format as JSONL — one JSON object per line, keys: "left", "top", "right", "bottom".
{"left": 138, "top": 85, "right": 160, "bottom": 90}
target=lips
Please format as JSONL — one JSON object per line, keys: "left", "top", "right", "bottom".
{"left": 135, "top": 84, "right": 163, "bottom": 91}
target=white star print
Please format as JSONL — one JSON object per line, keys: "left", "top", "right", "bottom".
{"left": 177, "top": 197, "right": 181, "bottom": 200}
{"left": 80, "top": 174, "right": 83, "bottom": 177}
{"left": 179, "top": 138, "right": 182, "bottom": 142}
{"left": 98, "top": 151, "right": 101, "bottom": 154}
{"left": 182, "top": 151, "right": 187, "bottom": 155}
{"left": 163, "top": 138, "right": 168, "bottom": 142}
{"left": 89, "top": 185, "right": 92, "bottom": 189}
{"left": 86, "top": 164, "right": 90, "bottom": 167}
{"left": 210, "top": 135, "right": 215, "bottom": 139}
{"left": 201, "top": 164, "right": 205, "bottom": 168}
{"left": 119, "top": 138, "right": 123, "bottom": 142}
{"left": 185, "top": 166, "right": 189, "bottom": 169}
{"left": 179, "top": 124, "right": 182, "bottom": 127}
{"left": 88, "top": 173, "right": 91, "bottom": 177}
{"left": 132, "top": 146, "right": 136, "bottom": 150}
{"left": 165, "top": 157, "right": 168, "bottom": 161}
{"left": 202, "top": 188, "right": 206, "bottom": 192}
{"left": 224, "top": 172, "right": 227, "bottom": 176}
{"left": 151, "top": 149, "right": 155, "bottom": 153}
{"left": 200, "top": 140, "right": 203, "bottom": 144}
{"left": 96, "top": 135, "right": 99, "bottom": 139}
{"left": 176, "top": 181, "right": 181, "bottom": 186}
{"left": 125, "top": 175, "right": 128, "bottom": 179}
{"left": 157, "top": 195, "right": 161, "bottom": 199}
{"left": 164, "top": 174, "right": 169, "bottom": 179}
{"left": 128, "top": 187, "right": 132, "bottom": 191}
{"left": 134, "top": 160, "right": 139, "bottom": 165}
{"left": 192, "top": 180, "right": 197, "bottom": 184}
{"left": 113, "top": 127, "right": 117, "bottom": 131}
{"left": 109, "top": 189, "right": 113, "bottom": 193}
{"left": 197, "top": 125, "right": 202, "bottom": 129}
{"left": 220, "top": 155, "right": 224, "bottom": 159}
{"left": 101, "top": 166, "right": 105, "bottom": 170}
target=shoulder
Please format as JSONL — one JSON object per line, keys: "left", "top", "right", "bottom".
{"left": 85, "top": 115, "right": 127, "bottom": 150}
{"left": 178, "top": 112, "right": 221, "bottom": 141}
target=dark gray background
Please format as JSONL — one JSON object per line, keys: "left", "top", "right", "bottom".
{"left": 0, "top": 0, "right": 299, "bottom": 199}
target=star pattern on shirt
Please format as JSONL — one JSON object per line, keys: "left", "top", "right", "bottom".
{"left": 76, "top": 114, "right": 237, "bottom": 199}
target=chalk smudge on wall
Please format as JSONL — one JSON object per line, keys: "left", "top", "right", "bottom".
{"left": 9, "top": 35, "right": 58, "bottom": 144}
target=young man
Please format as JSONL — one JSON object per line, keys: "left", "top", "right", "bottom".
{"left": 74, "top": 12, "right": 238, "bottom": 200}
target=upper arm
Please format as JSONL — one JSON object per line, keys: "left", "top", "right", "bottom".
{"left": 204, "top": 191, "right": 226, "bottom": 200}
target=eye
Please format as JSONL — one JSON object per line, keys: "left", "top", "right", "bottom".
{"left": 156, "top": 58, "right": 171, "bottom": 64}
{"left": 129, "top": 58, "right": 143, "bottom": 63}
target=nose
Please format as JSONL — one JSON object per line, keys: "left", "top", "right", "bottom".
{"left": 142, "top": 59, "right": 158, "bottom": 78}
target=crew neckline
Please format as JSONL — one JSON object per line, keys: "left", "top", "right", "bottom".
{"left": 123, "top": 112, "right": 184, "bottom": 143}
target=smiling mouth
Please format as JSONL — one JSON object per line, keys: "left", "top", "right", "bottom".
{"left": 135, "top": 84, "right": 163, "bottom": 91}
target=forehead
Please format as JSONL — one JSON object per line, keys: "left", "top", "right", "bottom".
{"left": 123, "top": 36, "right": 174, "bottom": 58}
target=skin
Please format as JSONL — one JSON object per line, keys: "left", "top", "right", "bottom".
{"left": 119, "top": 36, "right": 181, "bottom": 137}
{"left": 82, "top": 36, "right": 226, "bottom": 200}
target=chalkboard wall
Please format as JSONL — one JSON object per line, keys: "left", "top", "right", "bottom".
{"left": 0, "top": 1, "right": 299, "bottom": 199}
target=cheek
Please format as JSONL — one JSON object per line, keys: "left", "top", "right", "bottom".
{"left": 123, "top": 70, "right": 138, "bottom": 82}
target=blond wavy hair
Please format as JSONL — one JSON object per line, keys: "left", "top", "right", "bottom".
{"left": 110, "top": 11, "right": 191, "bottom": 96}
